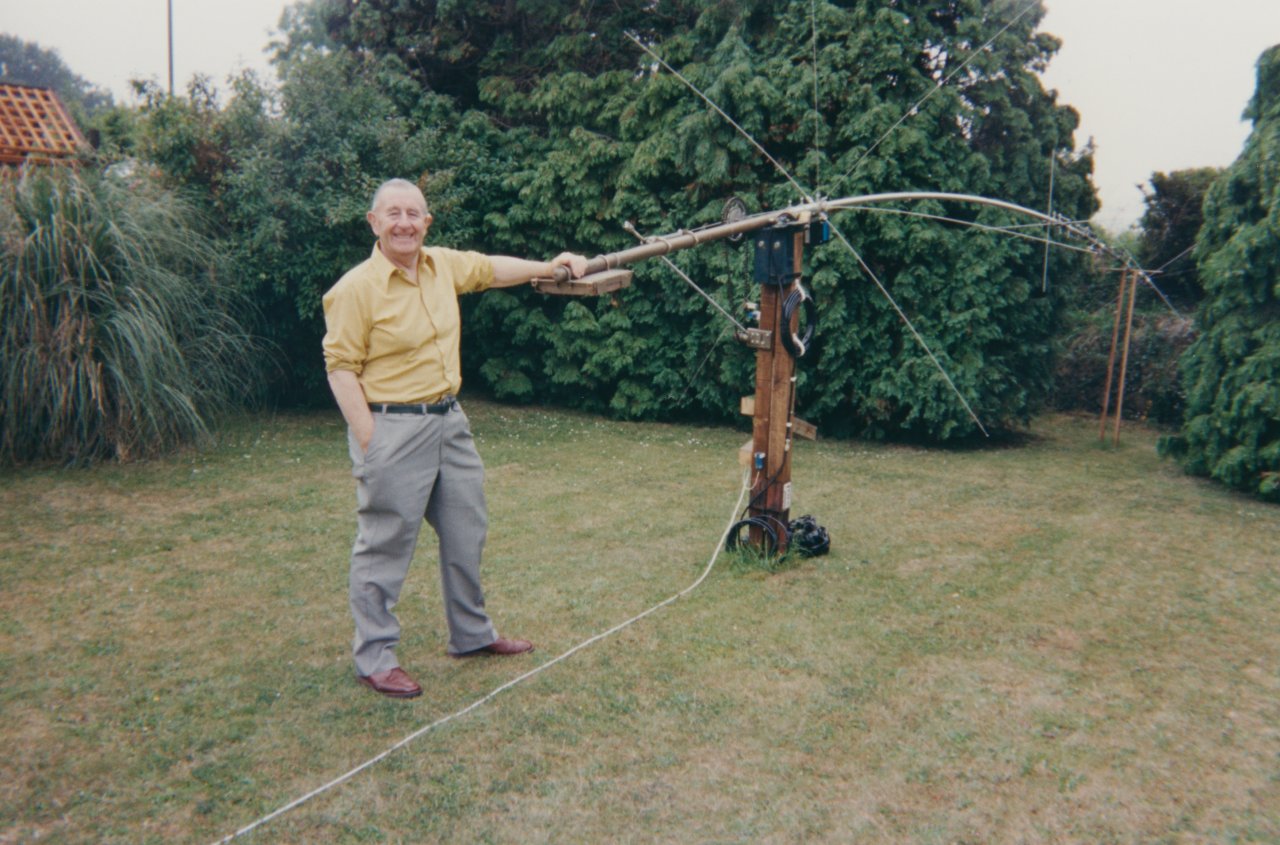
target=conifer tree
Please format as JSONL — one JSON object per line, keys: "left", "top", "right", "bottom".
{"left": 254, "top": 0, "right": 1097, "bottom": 437}
{"left": 1162, "top": 45, "right": 1280, "bottom": 501}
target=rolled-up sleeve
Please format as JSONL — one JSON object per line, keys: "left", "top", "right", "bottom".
{"left": 322, "top": 280, "right": 370, "bottom": 374}
{"left": 451, "top": 251, "right": 495, "bottom": 295}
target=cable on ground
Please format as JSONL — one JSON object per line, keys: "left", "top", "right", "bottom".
{"left": 212, "top": 469, "right": 752, "bottom": 844}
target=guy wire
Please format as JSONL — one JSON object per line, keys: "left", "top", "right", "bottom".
{"left": 627, "top": 22, "right": 998, "bottom": 436}
{"left": 625, "top": 30, "right": 813, "bottom": 203}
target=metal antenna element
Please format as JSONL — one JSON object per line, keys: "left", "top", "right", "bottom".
{"left": 623, "top": 22, "right": 1017, "bottom": 435}
{"left": 1136, "top": 271, "right": 1183, "bottom": 317}
{"left": 623, "top": 220, "right": 749, "bottom": 333}
{"left": 1042, "top": 146, "right": 1057, "bottom": 293}
{"left": 1152, "top": 243, "right": 1196, "bottom": 274}
{"left": 848, "top": 205, "right": 1097, "bottom": 255}
{"left": 810, "top": 0, "right": 822, "bottom": 196}
{"left": 844, "top": 0, "right": 1040, "bottom": 181}
{"left": 827, "top": 219, "right": 991, "bottom": 437}
{"left": 624, "top": 31, "right": 814, "bottom": 203}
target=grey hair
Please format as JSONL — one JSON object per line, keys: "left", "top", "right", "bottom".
{"left": 369, "top": 178, "right": 427, "bottom": 213}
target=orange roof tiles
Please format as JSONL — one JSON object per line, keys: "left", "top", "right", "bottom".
{"left": 0, "top": 83, "right": 88, "bottom": 166}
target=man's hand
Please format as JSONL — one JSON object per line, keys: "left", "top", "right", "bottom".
{"left": 550, "top": 251, "right": 589, "bottom": 279}
{"left": 490, "top": 253, "right": 590, "bottom": 288}
{"left": 328, "top": 370, "right": 374, "bottom": 453}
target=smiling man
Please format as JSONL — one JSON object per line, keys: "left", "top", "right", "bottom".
{"left": 322, "top": 178, "right": 587, "bottom": 699}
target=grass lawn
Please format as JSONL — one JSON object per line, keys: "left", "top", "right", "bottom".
{"left": 2, "top": 401, "right": 1277, "bottom": 844}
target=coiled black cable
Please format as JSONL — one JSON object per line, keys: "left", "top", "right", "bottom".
{"left": 724, "top": 513, "right": 790, "bottom": 555}
{"left": 780, "top": 283, "right": 816, "bottom": 358}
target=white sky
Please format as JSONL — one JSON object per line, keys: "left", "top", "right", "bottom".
{"left": 2, "top": 0, "right": 1278, "bottom": 230}
{"left": 1040, "top": 0, "right": 1280, "bottom": 229}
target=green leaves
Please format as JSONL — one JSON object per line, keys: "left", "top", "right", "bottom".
{"left": 112, "top": 0, "right": 1099, "bottom": 441}
{"left": 1163, "top": 45, "right": 1280, "bottom": 501}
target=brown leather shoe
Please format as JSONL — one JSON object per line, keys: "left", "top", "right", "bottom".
{"left": 357, "top": 667, "right": 422, "bottom": 698}
{"left": 453, "top": 636, "right": 535, "bottom": 658}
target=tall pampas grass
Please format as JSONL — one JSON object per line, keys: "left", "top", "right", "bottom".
{"left": 0, "top": 166, "right": 268, "bottom": 465}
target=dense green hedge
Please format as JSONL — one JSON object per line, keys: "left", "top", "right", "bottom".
{"left": 1161, "top": 45, "right": 1280, "bottom": 501}
{"left": 107, "top": 0, "right": 1100, "bottom": 440}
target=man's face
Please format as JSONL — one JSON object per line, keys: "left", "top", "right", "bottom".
{"left": 367, "top": 185, "right": 432, "bottom": 268}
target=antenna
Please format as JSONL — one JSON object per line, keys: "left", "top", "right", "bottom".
{"left": 167, "top": 0, "right": 175, "bottom": 96}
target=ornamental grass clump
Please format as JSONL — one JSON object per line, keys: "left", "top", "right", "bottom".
{"left": 0, "top": 167, "right": 265, "bottom": 465}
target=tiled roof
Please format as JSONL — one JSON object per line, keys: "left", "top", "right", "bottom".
{"left": 0, "top": 83, "right": 88, "bottom": 165}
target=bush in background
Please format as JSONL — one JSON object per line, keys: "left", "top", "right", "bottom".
{"left": 1052, "top": 304, "right": 1194, "bottom": 426}
{"left": 1161, "top": 45, "right": 1280, "bottom": 501}
{"left": 0, "top": 168, "right": 267, "bottom": 465}
{"left": 275, "top": 0, "right": 1098, "bottom": 440}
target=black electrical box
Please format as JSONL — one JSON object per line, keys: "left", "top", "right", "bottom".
{"left": 752, "top": 226, "right": 799, "bottom": 287}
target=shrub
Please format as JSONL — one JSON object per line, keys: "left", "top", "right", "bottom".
{"left": 0, "top": 167, "right": 267, "bottom": 465}
{"left": 1053, "top": 306, "right": 1195, "bottom": 426}
{"left": 1160, "top": 45, "right": 1280, "bottom": 501}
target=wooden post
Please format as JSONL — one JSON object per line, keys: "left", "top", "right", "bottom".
{"left": 1113, "top": 266, "right": 1139, "bottom": 445}
{"left": 747, "top": 228, "right": 804, "bottom": 554}
{"left": 1098, "top": 268, "right": 1128, "bottom": 441}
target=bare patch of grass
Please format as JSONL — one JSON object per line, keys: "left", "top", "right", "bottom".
{"left": 1, "top": 406, "right": 1278, "bottom": 843}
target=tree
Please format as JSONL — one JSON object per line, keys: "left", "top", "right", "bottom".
{"left": 273, "top": 0, "right": 1095, "bottom": 438}
{"left": 121, "top": 1, "right": 1094, "bottom": 435}
{"left": 0, "top": 34, "right": 113, "bottom": 119}
{"left": 1161, "top": 44, "right": 1280, "bottom": 501}
{"left": 1137, "top": 167, "right": 1220, "bottom": 308}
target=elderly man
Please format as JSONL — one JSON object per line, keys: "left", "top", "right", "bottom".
{"left": 323, "top": 178, "right": 588, "bottom": 699}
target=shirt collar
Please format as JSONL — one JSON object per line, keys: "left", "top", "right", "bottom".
{"left": 369, "top": 243, "right": 433, "bottom": 288}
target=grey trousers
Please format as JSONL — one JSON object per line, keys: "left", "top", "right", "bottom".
{"left": 346, "top": 404, "right": 497, "bottom": 676}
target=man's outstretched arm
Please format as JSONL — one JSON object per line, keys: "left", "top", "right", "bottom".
{"left": 488, "top": 252, "right": 588, "bottom": 288}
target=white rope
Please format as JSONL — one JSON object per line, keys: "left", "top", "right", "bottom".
{"left": 212, "top": 469, "right": 752, "bottom": 844}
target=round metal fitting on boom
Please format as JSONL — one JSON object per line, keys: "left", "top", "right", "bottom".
{"left": 721, "top": 196, "right": 750, "bottom": 244}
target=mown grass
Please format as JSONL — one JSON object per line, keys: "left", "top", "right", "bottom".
{"left": 1, "top": 401, "right": 1277, "bottom": 844}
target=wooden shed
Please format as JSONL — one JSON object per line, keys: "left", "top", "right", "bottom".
{"left": 0, "top": 82, "right": 89, "bottom": 166}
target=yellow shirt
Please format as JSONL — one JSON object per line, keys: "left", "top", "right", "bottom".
{"left": 322, "top": 244, "right": 495, "bottom": 403}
